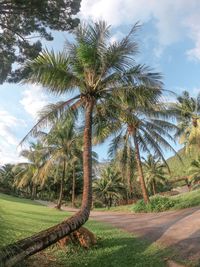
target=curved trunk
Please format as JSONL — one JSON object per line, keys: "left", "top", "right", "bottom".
{"left": 133, "top": 134, "right": 150, "bottom": 204}
{"left": 72, "top": 162, "right": 76, "bottom": 207}
{"left": 0, "top": 101, "right": 94, "bottom": 267}
{"left": 56, "top": 159, "right": 66, "bottom": 209}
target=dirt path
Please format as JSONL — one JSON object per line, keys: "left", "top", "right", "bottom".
{"left": 36, "top": 201, "right": 200, "bottom": 265}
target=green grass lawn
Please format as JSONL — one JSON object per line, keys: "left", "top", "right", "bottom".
{"left": 0, "top": 193, "right": 171, "bottom": 267}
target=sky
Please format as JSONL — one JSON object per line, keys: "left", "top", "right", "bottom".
{"left": 1, "top": 0, "right": 200, "bottom": 164}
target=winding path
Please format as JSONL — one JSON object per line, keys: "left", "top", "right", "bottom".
{"left": 37, "top": 201, "right": 200, "bottom": 265}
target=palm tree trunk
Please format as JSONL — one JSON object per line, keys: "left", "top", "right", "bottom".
{"left": 133, "top": 134, "right": 150, "bottom": 204}
{"left": 152, "top": 180, "right": 156, "bottom": 195}
{"left": 0, "top": 101, "right": 94, "bottom": 267}
{"left": 56, "top": 159, "right": 66, "bottom": 209}
{"left": 31, "top": 184, "right": 36, "bottom": 200}
{"left": 127, "top": 146, "right": 133, "bottom": 197}
{"left": 72, "top": 162, "right": 76, "bottom": 207}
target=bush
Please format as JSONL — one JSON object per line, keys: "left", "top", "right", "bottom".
{"left": 133, "top": 195, "right": 177, "bottom": 213}
{"left": 93, "top": 200, "right": 104, "bottom": 208}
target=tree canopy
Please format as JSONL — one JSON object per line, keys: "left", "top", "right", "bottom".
{"left": 0, "top": 0, "right": 81, "bottom": 83}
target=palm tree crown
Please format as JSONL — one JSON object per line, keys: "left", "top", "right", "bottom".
{"left": 170, "top": 91, "right": 200, "bottom": 152}
{"left": 143, "top": 155, "right": 167, "bottom": 195}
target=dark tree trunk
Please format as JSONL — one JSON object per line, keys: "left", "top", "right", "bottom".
{"left": 133, "top": 134, "right": 150, "bottom": 204}
{"left": 56, "top": 159, "right": 66, "bottom": 209}
{"left": 0, "top": 100, "right": 94, "bottom": 267}
{"left": 152, "top": 180, "right": 156, "bottom": 195}
{"left": 127, "top": 146, "right": 133, "bottom": 197}
{"left": 31, "top": 184, "right": 36, "bottom": 200}
{"left": 72, "top": 162, "right": 76, "bottom": 207}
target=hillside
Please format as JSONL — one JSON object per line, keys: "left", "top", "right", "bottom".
{"left": 167, "top": 147, "right": 199, "bottom": 177}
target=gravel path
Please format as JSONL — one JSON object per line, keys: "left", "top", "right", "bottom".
{"left": 36, "top": 200, "right": 200, "bottom": 266}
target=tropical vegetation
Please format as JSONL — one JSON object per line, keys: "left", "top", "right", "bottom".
{"left": 1, "top": 18, "right": 200, "bottom": 267}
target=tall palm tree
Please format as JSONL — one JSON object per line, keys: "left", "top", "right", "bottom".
{"left": 170, "top": 91, "right": 200, "bottom": 152}
{"left": 93, "top": 166, "right": 124, "bottom": 208}
{"left": 94, "top": 89, "right": 178, "bottom": 203}
{"left": 143, "top": 155, "right": 167, "bottom": 195}
{"left": 0, "top": 21, "right": 162, "bottom": 266}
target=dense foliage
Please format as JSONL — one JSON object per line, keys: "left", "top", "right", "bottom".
{"left": 133, "top": 195, "right": 177, "bottom": 213}
{"left": 0, "top": 0, "right": 81, "bottom": 83}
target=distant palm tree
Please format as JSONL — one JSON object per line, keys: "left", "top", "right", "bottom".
{"left": 112, "top": 147, "right": 135, "bottom": 200}
{"left": 1, "top": 21, "right": 163, "bottom": 265}
{"left": 170, "top": 91, "right": 200, "bottom": 152}
{"left": 0, "top": 164, "right": 15, "bottom": 193}
{"left": 36, "top": 117, "right": 81, "bottom": 209}
{"left": 14, "top": 142, "right": 45, "bottom": 199}
{"left": 188, "top": 156, "right": 200, "bottom": 187}
{"left": 94, "top": 89, "right": 177, "bottom": 203}
{"left": 143, "top": 155, "right": 167, "bottom": 195}
{"left": 93, "top": 166, "right": 124, "bottom": 208}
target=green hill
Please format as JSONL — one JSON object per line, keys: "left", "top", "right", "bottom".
{"left": 167, "top": 147, "right": 199, "bottom": 177}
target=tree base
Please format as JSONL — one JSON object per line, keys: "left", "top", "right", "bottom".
{"left": 57, "top": 227, "right": 97, "bottom": 249}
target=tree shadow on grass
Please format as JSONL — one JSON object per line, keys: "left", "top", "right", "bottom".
{"left": 49, "top": 234, "right": 171, "bottom": 267}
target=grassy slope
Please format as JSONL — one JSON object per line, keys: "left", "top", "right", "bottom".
{"left": 172, "top": 189, "right": 200, "bottom": 210}
{"left": 96, "top": 189, "right": 200, "bottom": 213}
{"left": 0, "top": 193, "right": 170, "bottom": 267}
{"left": 167, "top": 147, "right": 199, "bottom": 177}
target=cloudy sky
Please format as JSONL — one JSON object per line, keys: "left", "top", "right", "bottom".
{"left": 1, "top": 0, "right": 200, "bottom": 164}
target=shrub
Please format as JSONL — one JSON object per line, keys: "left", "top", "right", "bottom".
{"left": 93, "top": 200, "right": 104, "bottom": 208}
{"left": 132, "top": 195, "right": 177, "bottom": 213}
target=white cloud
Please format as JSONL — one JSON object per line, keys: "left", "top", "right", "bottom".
{"left": 80, "top": 0, "right": 200, "bottom": 60}
{"left": 0, "top": 109, "right": 25, "bottom": 146}
{"left": 20, "top": 85, "right": 49, "bottom": 119}
{"left": 0, "top": 109, "right": 26, "bottom": 165}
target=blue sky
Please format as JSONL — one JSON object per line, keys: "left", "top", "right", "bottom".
{"left": 1, "top": 0, "right": 200, "bottom": 164}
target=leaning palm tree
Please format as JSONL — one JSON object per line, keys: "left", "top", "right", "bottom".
{"left": 94, "top": 89, "right": 178, "bottom": 203}
{"left": 169, "top": 91, "right": 200, "bottom": 153}
{"left": 143, "top": 155, "right": 167, "bottom": 195}
{"left": 0, "top": 21, "right": 163, "bottom": 266}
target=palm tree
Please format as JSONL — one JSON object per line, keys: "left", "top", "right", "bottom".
{"left": 0, "top": 164, "right": 15, "bottom": 193}
{"left": 36, "top": 116, "right": 81, "bottom": 209}
{"left": 94, "top": 89, "right": 178, "bottom": 203}
{"left": 14, "top": 142, "right": 46, "bottom": 199}
{"left": 188, "top": 156, "right": 200, "bottom": 187}
{"left": 0, "top": 21, "right": 163, "bottom": 266}
{"left": 170, "top": 91, "right": 200, "bottom": 152}
{"left": 110, "top": 142, "right": 135, "bottom": 200}
{"left": 143, "top": 155, "right": 167, "bottom": 195}
{"left": 93, "top": 166, "right": 124, "bottom": 208}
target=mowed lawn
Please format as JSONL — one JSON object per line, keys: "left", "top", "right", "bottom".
{"left": 0, "top": 193, "right": 171, "bottom": 267}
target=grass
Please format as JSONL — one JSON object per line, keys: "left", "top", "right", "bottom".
{"left": 94, "top": 189, "right": 200, "bottom": 214}
{"left": 0, "top": 193, "right": 171, "bottom": 267}
{"left": 172, "top": 189, "right": 200, "bottom": 210}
